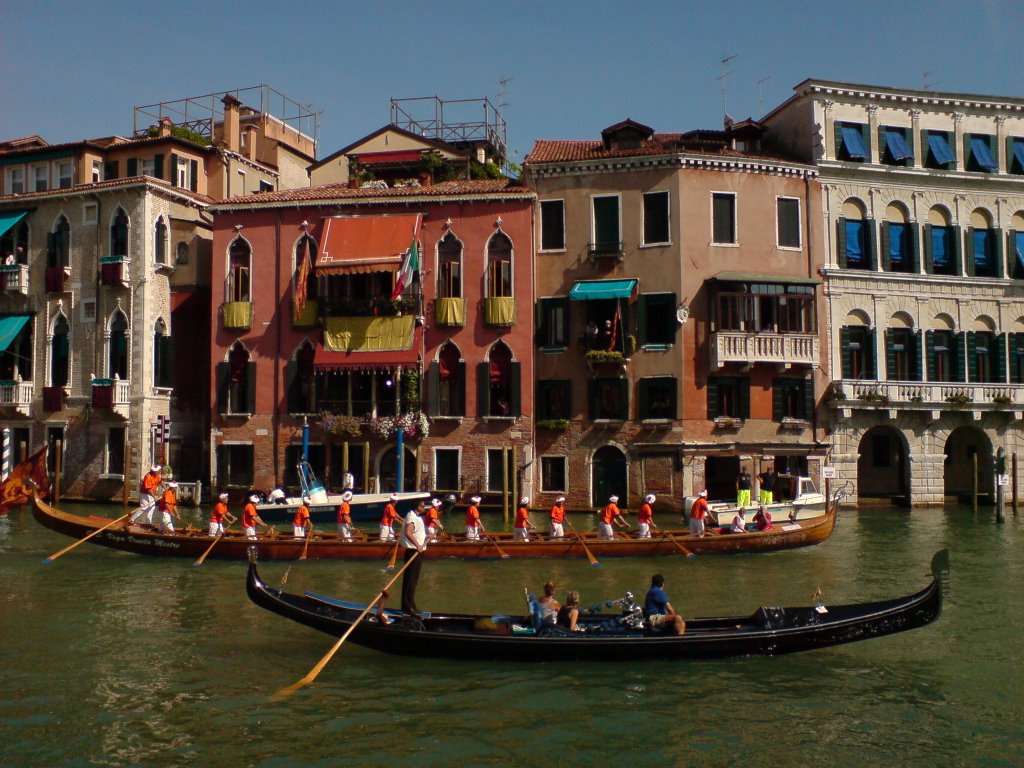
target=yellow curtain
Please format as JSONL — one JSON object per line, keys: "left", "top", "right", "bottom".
{"left": 292, "top": 299, "right": 319, "bottom": 327}
{"left": 484, "top": 297, "right": 517, "bottom": 326}
{"left": 434, "top": 297, "right": 466, "bottom": 327}
{"left": 222, "top": 301, "right": 253, "bottom": 329}
{"left": 323, "top": 315, "right": 415, "bottom": 351}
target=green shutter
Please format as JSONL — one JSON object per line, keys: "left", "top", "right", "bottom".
{"left": 995, "top": 333, "right": 1007, "bottom": 383}
{"left": 803, "top": 378, "right": 815, "bottom": 420}
{"left": 637, "top": 295, "right": 649, "bottom": 346}
{"left": 1013, "top": 334, "right": 1024, "bottom": 383}
{"left": 1010, "top": 230, "right": 1019, "bottom": 279}
{"left": 126, "top": 158, "right": 138, "bottom": 177}
{"left": 454, "top": 362, "right": 466, "bottom": 416}
{"left": 739, "top": 378, "right": 750, "bottom": 419}
{"left": 953, "top": 331, "right": 965, "bottom": 382}
{"left": 923, "top": 224, "right": 934, "bottom": 273}
{"left": 706, "top": 378, "right": 719, "bottom": 419}
{"left": 772, "top": 380, "right": 785, "bottom": 421}
{"left": 993, "top": 228, "right": 1004, "bottom": 278}
{"left": 216, "top": 362, "right": 229, "bottom": 414}
{"left": 587, "top": 379, "right": 597, "bottom": 420}
{"left": 427, "top": 362, "right": 440, "bottom": 416}
{"left": 476, "top": 362, "right": 489, "bottom": 417}
{"left": 880, "top": 223, "right": 891, "bottom": 271}
{"left": 967, "top": 332, "right": 978, "bottom": 382}
{"left": 840, "top": 327, "right": 852, "bottom": 379}
{"left": 869, "top": 329, "right": 879, "bottom": 379}
{"left": 245, "top": 361, "right": 257, "bottom": 413}
{"left": 834, "top": 122, "right": 843, "bottom": 158}
{"left": 911, "top": 330, "right": 922, "bottom": 382}
{"left": 926, "top": 331, "right": 936, "bottom": 381}
{"left": 884, "top": 329, "right": 895, "bottom": 380}
{"left": 864, "top": 219, "right": 876, "bottom": 270}
{"left": 965, "top": 227, "right": 976, "bottom": 277}
{"left": 509, "top": 362, "right": 522, "bottom": 417}
{"left": 190, "top": 160, "right": 198, "bottom": 192}
{"left": 534, "top": 300, "right": 546, "bottom": 345}
{"left": 909, "top": 222, "right": 920, "bottom": 273}
{"left": 836, "top": 217, "right": 848, "bottom": 268}
{"left": 171, "top": 155, "right": 180, "bottom": 187}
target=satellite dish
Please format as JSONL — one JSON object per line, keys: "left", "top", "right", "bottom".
{"left": 675, "top": 304, "right": 689, "bottom": 324}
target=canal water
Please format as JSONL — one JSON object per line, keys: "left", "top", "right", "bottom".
{"left": 2, "top": 502, "right": 1022, "bottom": 767}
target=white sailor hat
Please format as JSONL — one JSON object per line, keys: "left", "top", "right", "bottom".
{"left": 151, "top": 464, "right": 162, "bottom": 473}
{"left": 470, "top": 495, "right": 482, "bottom": 504}
{"left": 218, "top": 492, "right": 229, "bottom": 500}
{"left": 609, "top": 495, "right": 619, "bottom": 503}
{"left": 431, "top": 498, "right": 443, "bottom": 507}
{"left": 699, "top": 490, "right": 708, "bottom": 498}
{"left": 249, "top": 494, "right": 260, "bottom": 503}
{"left": 390, "top": 493, "right": 399, "bottom": 501}
{"left": 303, "top": 496, "right": 313, "bottom": 504}
{"left": 519, "top": 496, "right": 529, "bottom": 505}
{"left": 342, "top": 491, "right": 353, "bottom": 501}
{"left": 555, "top": 495, "right": 566, "bottom": 503}
{"left": 644, "top": 493, "right": 656, "bottom": 503}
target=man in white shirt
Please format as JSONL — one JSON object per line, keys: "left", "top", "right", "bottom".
{"left": 399, "top": 500, "right": 428, "bottom": 615}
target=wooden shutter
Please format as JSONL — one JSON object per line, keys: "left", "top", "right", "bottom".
{"left": 558, "top": 379, "right": 572, "bottom": 418}
{"left": 836, "top": 217, "right": 848, "bottom": 268}
{"left": 926, "top": 331, "right": 936, "bottom": 382}
{"left": 995, "top": 333, "right": 1007, "bottom": 383}
{"left": 912, "top": 330, "right": 922, "bottom": 382}
{"left": 171, "top": 155, "right": 180, "bottom": 187}
{"left": 154, "top": 154, "right": 164, "bottom": 180}
{"left": 534, "top": 300, "right": 546, "bottom": 345}
{"left": 868, "top": 329, "right": 878, "bottom": 379}
{"left": 909, "top": 222, "right": 921, "bottom": 273}
{"left": 245, "top": 361, "right": 257, "bottom": 413}
{"left": 993, "top": 228, "right": 1004, "bottom": 278}
{"left": 476, "top": 362, "right": 489, "bottom": 417}
{"left": 880, "top": 222, "right": 891, "bottom": 271}
{"left": 965, "top": 227, "right": 976, "bottom": 277}
{"left": 885, "top": 329, "right": 896, "bottom": 381}
{"left": 509, "top": 362, "right": 522, "bottom": 417}
{"left": 951, "top": 225, "right": 962, "bottom": 276}
{"left": 189, "top": 159, "right": 198, "bottom": 192}
{"left": 126, "top": 158, "right": 138, "bottom": 177}
{"left": 706, "top": 378, "right": 719, "bottom": 419}
{"left": 587, "top": 379, "right": 598, "bottom": 420}
{"left": 967, "top": 332, "right": 978, "bottom": 382}
{"left": 953, "top": 331, "right": 965, "bottom": 382}
{"left": 427, "top": 362, "right": 440, "bottom": 416}
{"left": 738, "top": 378, "right": 750, "bottom": 419}
{"left": 637, "top": 294, "right": 648, "bottom": 346}
{"left": 454, "top": 362, "right": 466, "bottom": 416}
{"left": 923, "top": 224, "right": 934, "bottom": 273}
{"left": 864, "top": 219, "right": 877, "bottom": 270}
{"left": 1012, "top": 334, "right": 1024, "bottom": 384}
{"left": 840, "top": 327, "right": 852, "bottom": 379}
{"left": 216, "top": 362, "right": 229, "bottom": 414}
{"left": 1009, "top": 230, "right": 1019, "bottom": 278}
{"left": 772, "top": 380, "right": 785, "bottom": 421}
{"left": 803, "top": 378, "right": 816, "bottom": 421}
{"left": 616, "top": 378, "right": 629, "bottom": 420}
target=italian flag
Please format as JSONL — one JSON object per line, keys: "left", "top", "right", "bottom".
{"left": 390, "top": 238, "right": 420, "bottom": 301}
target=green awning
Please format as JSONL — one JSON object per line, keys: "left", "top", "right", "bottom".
{"left": 0, "top": 211, "right": 27, "bottom": 238}
{"left": 0, "top": 315, "right": 30, "bottom": 351}
{"left": 569, "top": 279, "right": 638, "bottom": 300}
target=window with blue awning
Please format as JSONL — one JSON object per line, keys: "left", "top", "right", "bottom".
{"left": 845, "top": 220, "right": 865, "bottom": 264}
{"left": 969, "top": 137, "right": 997, "bottom": 172}
{"left": 927, "top": 134, "right": 956, "bottom": 166}
{"left": 889, "top": 223, "right": 906, "bottom": 265}
{"left": 569, "top": 279, "right": 638, "bottom": 300}
{"left": 840, "top": 126, "right": 868, "bottom": 160}
{"left": 932, "top": 226, "right": 950, "bottom": 267}
{"left": 0, "top": 315, "right": 31, "bottom": 351}
{"left": 884, "top": 131, "right": 913, "bottom": 162}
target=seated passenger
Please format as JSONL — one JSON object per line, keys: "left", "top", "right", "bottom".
{"left": 753, "top": 505, "right": 773, "bottom": 531}
{"left": 558, "top": 590, "right": 581, "bottom": 631}
{"left": 538, "top": 581, "right": 560, "bottom": 626}
{"left": 730, "top": 509, "right": 746, "bottom": 534}
{"left": 644, "top": 574, "right": 685, "bottom": 635}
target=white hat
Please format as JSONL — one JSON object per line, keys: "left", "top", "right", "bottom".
{"left": 249, "top": 494, "right": 260, "bottom": 503}
{"left": 644, "top": 493, "right": 656, "bottom": 504}
{"left": 218, "top": 492, "right": 229, "bottom": 500}
{"left": 151, "top": 464, "right": 161, "bottom": 473}
{"left": 470, "top": 495, "right": 482, "bottom": 504}
{"left": 303, "top": 496, "right": 313, "bottom": 504}
{"left": 699, "top": 490, "right": 708, "bottom": 498}
{"left": 342, "top": 491, "right": 353, "bottom": 501}
{"left": 431, "top": 498, "right": 443, "bottom": 508}
{"left": 167, "top": 481, "right": 178, "bottom": 488}
{"left": 609, "top": 495, "right": 619, "bottom": 503}
{"left": 389, "top": 493, "right": 399, "bottom": 501}
{"left": 519, "top": 496, "right": 529, "bottom": 506}
{"left": 555, "top": 496, "right": 566, "bottom": 503}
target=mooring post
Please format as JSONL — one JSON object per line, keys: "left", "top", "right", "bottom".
{"left": 972, "top": 453, "right": 978, "bottom": 515}
{"left": 996, "top": 447, "right": 1006, "bottom": 524}
{"left": 1013, "top": 453, "right": 1019, "bottom": 515}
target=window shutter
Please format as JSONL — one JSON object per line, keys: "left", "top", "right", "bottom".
{"left": 476, "top": 362, "right": 489, "bottom": 417}
{"left": 171, "top": 155, "right": 180, "bottom": 187}
{"left": 951, "top": 225, "right": 963, "bottom": 276}
{"left": 836, "top": 217, "right": 848, "bottom": 268}
{"left": 993, "top": 228, "right": 1004, "bottom": 278}
{"left": 885, "top": 329, "right": 896, "bottom": 380}
{"left": 840, "top": 327, "right": 852, "bottom": 379}
{"left": 923, "top": 224, "right": 934, "bottom": 273}
{"left": 953, "top": 331, "right": 965, "bottom": 382}
{"left": 426, "top": 362, "right": 440, "bottom": 416}
{"left": 189, "top": 159, "right": 198, "bottom": 192}
{"left": 965, "top": 227, "right": 976, "bottom": 277}
{"left": 868, "top": 329, "right": 878, "bottom": 379}
{"left": 617, "top": 378, "right": 629, "bottom": 420}
{"left": 154, "top": 154, "right": 164, "bottom": 180}
{"left": 638, "top": 379, "right": 650, "bottom": 420}
{"left": 126, "top": 158, "right": 138, "bottom": 177}
{"left": 667, "top": 380, "right": 677, "bottom": 419}
{"left": 1012, "top": 334, "right": 1024, "bottom": 384}
{"left": 454, "top": 362, "right": 466, "bottom": 416}
{"left": 706, "top": 378, "right": 719, "bottom": 419}
{"left": 738, "top": 378, "right": 750, "bottom": 419}
{"left": 865, "top": 219, "right": 877, "bottom": 270}
{"left": 912, "top": 330, "right": 922, "bottom": 382}
{"left": 587, "top": 379, "right": 597, "bottom": 420}
{"left": 834, "top": 122, "right": 843, "bottom": 158}
{"left": 558, "top": 379, "right": 571, "bottom": 418}
{"left": 162, "top": 336, "right": 175, "bottom": 388}
{"left": 1010, "top": 230, "right": 1019, "bottom": 278}
{"left": 637, "top": 294, "right": 648, "bottom": 346}
{"left": 46, "top": 232, "right": 56, "bottom": 263}
{"left": 803, "top": 378, "right": 815, "bottom": 421}
{"left": 967, "top": 332, "right": 978, "bottom": 382}
{"left": 880, "top": 223, "right": 891, "bottom": 271}
{"left": 620, "top": 300, "right": 632, "bottom": 353}
{"left": 245, "top": 361, "right": 257, "bottom": 413}
{"left": 509, "top": 362, "right": 522, "bottom": 417}
{"left": 216, "top": 362, "right": 229, "bottom": 414}
{"left": 772, "top": 380, "right": 785, "bottom": 421}
{"left": 534, "top": 300, "right": 546, "bottom": 345}
{"left": 926, "top": 331, "right": 936, "bottom": 381}
{"left": 104, "top": 161, "right": 118, "bottom": 180}
{"left": 285, "top": 360, "right": 299, "bottom": 413}
{"left": 995, "top": 333, "right": 1007, "bottom": 383}
{"left": 909, "top": 222, "right": 921, "bottom": 273}
{"left": 560, "top": 297, "right": 571, "bottom": 346}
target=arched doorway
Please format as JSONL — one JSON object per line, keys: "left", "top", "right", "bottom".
{"left": 857, "top": 426, "right": 908, "bottom": 503}
{"left": 379, "top": 446, "right": 418, "bottom": 493}
{"left": 592, "top": 445, "right": 627, "bottom": 507}
{"left": 943, "top": 426, "right": 992, "bottom": 503}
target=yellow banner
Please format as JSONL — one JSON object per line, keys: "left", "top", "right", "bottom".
{"left": 323, "top": 315, "right": 415, "bottom": 352}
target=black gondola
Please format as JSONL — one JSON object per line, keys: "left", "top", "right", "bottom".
{"left": 247, "top": 549, "right": 948, "bottom": 662}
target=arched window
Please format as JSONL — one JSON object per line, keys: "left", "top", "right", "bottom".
{"left": 154, "top": 218, "right": 168, "bottom": 265}
{"left": 428, "top": 342, "right": 464, "bottom": 417}
{"left": 218, "top": 342, "right": 254, "bottom": 415}
{"left": 486, "top": 231, "right": 513, "bottom": 297}
{"left": 50, "top": 314, "right": 70, "bottom": 386}
{"left": 228, "top": 237, "right": 251, "bottom": 302}
{"left": 837, "top": 199, "right": 875, "bottom": 270}
{"left": 925, "top": 206, "right": 959, "bottom": 277}
{"left": 108, "top": 310, "right": 129, "bottom": 380}
{"left": 967, "top": 208, "right": 1000, "bottom": 278}
{"left": 478, "top": 341, "right": 520, "bottom": 417}
{"left": 438, "top": 232, "right": 462, "bottom": 298}
{"left": 287, "top": 340, "right": 316, "bottom": 414}
{"left": 154, "top": 318, "right": 173, "bottom": 388}
{"left": 110, "top": 208, "right": 129, "bottom": 258}
{"left": 293, "top": 235, "right": 318, "bottom": 311}
{"left": 47, "top": 215, "right": 70, "bottom": 269}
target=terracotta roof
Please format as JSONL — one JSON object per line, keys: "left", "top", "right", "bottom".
{"left": 0, "top": 176, "right": 214, "bottom": 205}
{"left": 524, "top": 132, "right": 799, "bottom": 165}
{"left": 209, "top": 178, "right": 533, "bottom": 210}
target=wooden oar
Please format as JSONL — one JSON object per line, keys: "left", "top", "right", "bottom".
{"left": 565, "top": 519, "right": 600, "bottom": 567}
{"left": 273, "top": 551, "right": 420, "bottom": 699}
{"left": 193, "top": 524, "right": 231, "bottom": 566}
{"left": 42, "top": 509, "right": 132, "bottom": 563}
{"left": 484, "top": 535, "right": 510, "bottom": 559}
{"left": 385, "top": 540, "right": 400, "bottom": 571}
{"left": 298, "top": 530, "right": 313, "bottom": 561}
{"left": 651, "top": 522, "right": 695, "bottom": 559}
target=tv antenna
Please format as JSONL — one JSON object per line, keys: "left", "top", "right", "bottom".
{"left": 922, "top": 71, "right": 937, "bottom": 91}
{"left": 498, "top": 76, "right": 514, "bottom": 110}
{"left": 717, "top": 54, "right": 737, "bottom": 117}
{"left": 757, "top": 76, "right": 771, "bottom": 115}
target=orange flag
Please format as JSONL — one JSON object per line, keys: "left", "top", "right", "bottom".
{"left": 294, "top": 237, "right": 312, "bottom": 320}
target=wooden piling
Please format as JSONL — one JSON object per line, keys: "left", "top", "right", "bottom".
{"left": 972, "top": 453, "right": 978, "bottom": 515}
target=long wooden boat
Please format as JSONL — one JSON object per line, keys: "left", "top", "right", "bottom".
{"left": 31, "top": 492, "right": 837, "bottom": 561}
{"left": 247, "top": 549, "right": 948, "bottom": 661}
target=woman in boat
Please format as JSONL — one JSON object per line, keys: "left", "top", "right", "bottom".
{"left": 538, "top": 581, "right": 560, "bottom": 626}
{"left": 729, "top": 508, "right": 746, "bottom": 534}
{"left": 558, "top": 590, "right": 581, "bottom": 631}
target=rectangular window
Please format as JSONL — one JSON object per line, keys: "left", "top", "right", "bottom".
{"left": 844, "top": 219, "right": 867, "bottom": 267}
{"left": 588, "top": 378, "right": 628, "bottom": 421}
{"left": 537, "top": 379, "right": 571, "bottom": 420}
{"left": 32, "top": 165, "right": 49, "bottom": 192}
{"left": 540, "top": 456, "right": 567, "bottom": 493}
{"left": 924, "top": 131, "right": 956, "bottom": 169}
{"left": 540, "top": 199, "right": 565, "bottom": 251}
{"left": 841, "top": 326, "right": 876, "bottom": 379}
{"left": 638, "top": 377, "right": 677, "bottom": 420}
{"left": 966, "top": 134, "right": 997, "bottom": 172}
{"left": 773, "top": 377, "right": 813, "bottom": 421}
{"left": 259, "top": 179, "right": 274, "bottom": 193}
{"left": 81, "top": 298, "right": 97, "bottom": 322}
{"left": 591, "top": 195, "right": 621, "bottom": 255}
{"left": 536, "top": 296, "right": 569, "bottom": 348}
{"left": 707, "top": 376, "right": 749, "bottom": 419}
{"left": 638, "top": 292, "right": 676, "bottom": 347}
{"left": 1011, "top": 139, "right": 1024, "bottom": 175}
{"left": 880, "top": 126, "right": 913, "bottom": 165}
{"left": 105, "top": 427, "right": 126, "bottom": 476}
{"left": 486, "top": 447, "right": 513, "bottom": 493}
{"left": 6, "top": 167, "right": 25, "bottom": 194}
{"left": 154, "top": 334, "right": 174, "bottom": 388}
{"left": 712, "top": 193, "right": 736, "bottom": 245}
{"left": 777, "top": 197, "right": 801, "bottom": 248}
{"left": 83, "top": 203, "right": 98, "bottom": 225}
{"left": 836, "top": 122, "right": 868, "bottom": 161}
{"left": 57, "top": 162, "right": 73, "bottom": 189}
{"left": 141, "top": 158, "right": 156, "bottom": 177}
{"left": 216, "top": 443, "right": 254, "bottom": 487}
{"left": 434, "top": 448, "right": 461, "bottom": 491}
{"left": 885, "top": 328, "right": 921, "bottom": 381}
{"left": 92, "top": 160, "right": 102, "bottom": 183}
{"left": 642, "top": 190, "right": 670, "bottom": 245}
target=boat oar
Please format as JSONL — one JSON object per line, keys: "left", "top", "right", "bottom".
{"left": 485, "top": 535, "right": 510, "bottom": 559}
{"left": 651, "top": 522, "right": 695, "bottom": 559}
{"left": 385, "top": 540, "right": 400, "bottom": 571}
{"left": 299, "top": 530, "right": 313, "bottom": 561}
{"left": 565, "top": 519, "right": 599, "bottom": 567}
{"left": 273, "top": 551, "right": 420, "bottom": 699}
{"left": 193, "top": 524, "right": 232, "bottom": 566}
{"left": 42, "top": 509, "right": 133, "bottom": 564}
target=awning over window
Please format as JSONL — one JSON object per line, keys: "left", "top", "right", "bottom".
{"left": 322, "top": 315, "right": 416, "bottom": 353}
{"left": 354, "top": 150, "right": 423, "bottom": 165}
{"left": 970, "top": 137, "right": 997, "bottom": 171}
{"left": 569, "top": 279, "right": 638, "bottom": 300}
{"left": 884, "top": 132, "right": 913, "bottom": 161}
{"left": 0, "top": 211, "right": 27, "bottom": 238}
{"left": 317, "top": 213, "right": 421, "bottom": 275}
{"left": 709, "top": 271, "right": 820, "bottom": 286}
{"left": 928, "top": 134, "right": 955, "bottom": 165}
{"left": 840, "top": 126, "right": 867, "bottom": 160}
{"left": 0, "top": 315, "right": 30, "bottom": 350}
{"left": 313, "top": 333, "right": 421, "bottom": 372}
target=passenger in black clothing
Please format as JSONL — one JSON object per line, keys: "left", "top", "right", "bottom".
{"left": 557, "top": 590, "right": 581, "bottom": 631}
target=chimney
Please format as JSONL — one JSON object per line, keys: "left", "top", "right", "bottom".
{"left": 221, "top": 93, "right": 241, "bottom": 153}
{"left": 245, "top": 124, "right": 259, "bottom": 161}
{"left": 158, "top": 117, "right": 173, "bottom": 138}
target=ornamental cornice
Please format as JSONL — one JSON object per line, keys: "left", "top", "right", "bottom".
{"left": 804, "top": 82, "right": 1024, "bottom": 115}
{"left": 531, "top": 154, "right": 817, "bottom": 180}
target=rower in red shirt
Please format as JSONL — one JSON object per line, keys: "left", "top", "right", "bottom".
{"left": 425, "top": 498, "right": 445, "bottom": 541}
{"left": 549, "top": 495, "right": 566, "bottom": 538}
{"left": 336, "top": 491, "right": 353, "bottom": 541}
{"left": 597, "top": 495, "right": 627, "bottom": 539}
{"left": 131, "top": 464, "right": 163, "bottom": 525}
{"left": 514, "top": 497, "right": 536, "bottom": 542}
{"left": 689, "top": 490, "right": 709, "bottom": 537}
{"left": 209, "top": 491, "right": 237, "bottom": 536}
{"left": 294, "top": 496, "right": 313, "bottom": 538}
{"left": 157, "top": 481, "right": 180, "bottom": 533}
{"left": 638, "top": 493, "right": 655, "bottom": 539}
{"left": 243, "top": 494, "right": 267, "bottom": 540}
{"left": 465, "top": 495, "right": 484, "bottom": 541}
{"left": 379, "top": 493, "right": 399, "bottom": 541}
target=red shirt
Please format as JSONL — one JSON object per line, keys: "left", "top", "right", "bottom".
{"left": 210, "top": 501, "right": 229, "bottom": 524}
{"left": 242, "top": 502, "right": 259, "bottom": 528}
{"left": 638, "top": 503, "right": 653, "bottom": 524}
{"left": 294, "top": 505, "right": 311, "bottom": 528}
{"left": 425, "top": 507, "right": 440, "bottom": 527}
{"left": 514, "top": 506, "right": 530, "bottom": 529}
{"left": 336, "top": 501, "right": 351, "bottom": 525}
{"left": 157, "top": 488, "right": 177, "bottom": 514}
{"left": 465, "top": 505, "right": 481, "bottom": 528}
{"left": 690, "top": 497, "right": 709, "bottom": 521}
{"left": 139, "top": 471, "right": 161, "bottom": 495}
{"left": 550, "top": 504, "right": 565, "bottom": 524}
{"left": 600, "top": 503, "right": 620, "bottom": 525}
{"left": 380, "top": 503, "right": 398, "bottom": 527}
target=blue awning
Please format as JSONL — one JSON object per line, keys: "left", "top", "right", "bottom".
{"left": 1013, "top": 141, "right": 1024, "bottom": 172}
{"left": 884, "top": 132, "right": 913, "bottom": 161}
{"left": 928, "top": 134, "right": 955, "bottom": 165}
{"left": 840, "top": 126, "right": 867, "bottom": 160}
{"left": 569, "top": 279, "right": 638, "bottom": 300}
{"left": 970, "top": 137, "right": 997, "bottom": 171}
{"left": 0, "top": 211, "right": 27, "bottom": 238}
{"left": 0, "top": 315, "right": 30, "bottom": 351}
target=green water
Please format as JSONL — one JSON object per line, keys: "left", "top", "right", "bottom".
{"left": 1, "top": 504, "right": 1022, "bottom": 767}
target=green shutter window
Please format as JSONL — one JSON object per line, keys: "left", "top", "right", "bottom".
{"left": 836, "top": 217, "right": 848, "bottom": 268}
{"left": 864, "top": 219, "right": 877, "bottom": 270}
{"left": 923, "top": 224, "right": 934, "bottom": 273}
{"left": 993, "top": 228, "right": 1004, "bottom": 278}
{"left": 772, "top": 380, "right": 785, "bottom": 421}
{"left": 953, "top": 331, "right": 965, "bottom": 382}
{"left": 885, "top": 329, "right": 896, "bottom": 380}
{"left": 803, "top": 378, "right": 816, "bottom": 420}
{"left": 965, "top": 227, "right": 976, "bottom": 277}
{"left": 951, "top": 225, "right": 963, "bottom": 276}
{"left": 1012, "top": 334, "right": 1024, "bottom": 383}
{"left": 880, "top": 223, "right": 892, "bottom": 271}
{"left": 245, "top": 361, "right": 257, "bottom": 413}
{"left": 909, "top": 222, "right": 921, "bottom": 273}
{"left": 509, "top": 362, "right": 522, "bottom": 417}
{"left": 840, "top": 327, "right": 852, "bottom": 379}
{"left": 427, "top": 362, "right": 440, "bottom": 417}
{"left": 911, "top": 330, "right": 922, "bottom": 382}
{"left": 190, "top": 159, "right": 198, "bottom": 192}
{"left": 1008, "top": 230, "right": 1019, "bottom": 278}
{"left": 171, "top": 155, "right": 180, "bottom": 187}
{"left": 476, "top": 363, "right": 489, "bottom": 417}
{"left": 926, "top": 331, "right": 936, "bottom": 381}
{"left": 706, "top": 378, "right": 719, "bottom": 419}
{"left": 967, "top": 332, "right": 978, "bottom": 382}
{"left": 994, "top": 333, "right": 1007, "bottom": 383}
{"left": 454, "top": 362, "right": 466, "bottom": 416}
{"left": 216, "top": 362, "right": 229, "bottom": 414}
{"left": 738, "top": 378, "right": 750, "bottom": 419}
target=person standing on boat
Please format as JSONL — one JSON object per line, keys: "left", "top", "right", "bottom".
{"left": 209, "top": 492, "right": 237, "bottom": 536}
{"left": 689, "top": 490, "right": 709, "bottom": 537}
{"left": 514, "top": 497, "right": 536, "bottom": 541}
{"left": 425, "top": 498, "right": 445, "bottom": 542}
{"left": 132, "top": 464, "right": 162, "bottom": 525}
{"left": 243, "top": 494, "right": 267, "bottom": 540}
{"left": 465, "top": 495, "right": 484, "bottom": 541}
{"left": 637, "top": 494, "right": 655, "bottom": 539}
{"left": 380, "top": 493, "right": 399, "bottom": 541}
{"left": 157, "top": 481, "right": 180, "bottom": 533}
{"left": 336, "top": 491, "right": 354, "bottom": 542}
{"left": 736, "top": 466, "right": 752, "bottom": 508}
{"left": 341, "top": 468, "right": 355, "bottom": 491}
{"left": 267, "top": 486, "right": 287, "bottom": 505}
{"left": 759, "top": 464, "right": 775, "bottom": 505}
{"left": 549, "top": 496, "right": 566, "bottom": 538}
{"left": 399, "top": 500, "right": 429, "bottom": 615}
{"left": 644, "top": 574, "right": 685, "bottom": 635}
{"left": 598, "top": 495, "right": 627, "bottom": 539}
{"left": 294, "top": 497, "right": 313, "bottom": 538}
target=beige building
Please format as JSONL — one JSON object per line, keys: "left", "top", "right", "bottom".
{"left": 763, "top": 79, "right": 1024, "bottom": 505}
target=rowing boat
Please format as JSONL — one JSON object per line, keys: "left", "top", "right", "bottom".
{"left": 31, "top": 492, "right": 837, "bottom": 561}
{"left": 247, "top": 548, "right": 947, "bottom": 661}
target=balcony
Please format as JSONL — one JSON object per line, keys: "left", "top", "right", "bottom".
{"left": 99, "top": 255, "right": 130, "bottom": 287}
{"left": 830, "top": 379, "right": 1024, "bottom": 421}
{"left": 91, "top": 376, "right": 131, "bottom": 419}
{"left": 0, "top": 380, "right": 33, "bottom": 417}
{"left": 44, "top": 267, "right": 68, "bottom": 294}
{"left": 0, "top": 265, "right": 29, "bottom": 295}
{"left": 292, "top": 299, "right": 319, "bottom": 328}
{"left": 710, "top": 331, "right": 818, "bottom": 369}
{"left": 222, "top": 301, "right": 254, "bottom": 331}
{"left": 42, "top": 385, "right": 65, "bottom": 412}
{"left": 483, "top": 296, "right": 517, "bottom": 327}
{"left": 434, "top": 297, "right": 466, "bottom": 327}
{"left": 587, "top": 241, "right": 624, "bottom": 265}
{"left": 318, "top": 295, "right": 421, "bottom": 319}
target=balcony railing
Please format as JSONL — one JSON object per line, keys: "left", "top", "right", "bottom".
{"left": 222, "top": 301, "right": 254, "bottom": 330}
{"left": 710, "top": 331, "right": 818, "bottom": 368}
{"left": 0, "top": 380, "right": 33, "bottom": 417}
{"left": 831, "top": 379, "right": 1024, "bottom": 416}
{"left": 587, "top": 241, "right": 624, "bottom": 263}
{"left": 91, "top": 376, "right": 131, "bottom": 418}
{"left": 318, "top": 295, "right": 421, "bottom": 319}
{"left": 434, "top": 297, "right": 466, "bottom": 327}
{"left": 99, "top": 255, "right": 130, "bottom": 287}
{"left": 0, "top": 264, "right": 29, "bottom": 294}
{"left": 483, "top": 296, "right": 517, "bottom": 327}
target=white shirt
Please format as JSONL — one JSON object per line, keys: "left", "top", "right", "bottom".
{"left": 268, "top": 488, "right": 286, "bottom": 502}
{"left": 399, "top": 510, "right": 426, "bottom": 550}
{"left": 342, "top": 472, "right": 355, "bottom": 489}
{"left": 731, "top": 513, "right": 746, "bottom": 533}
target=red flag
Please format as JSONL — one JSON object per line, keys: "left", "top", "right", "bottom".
{"left": 0, "top": 446, "right": 50, "bottom": 513}
{"left": 294, "top": 237, "right": 312, "bottom": 320}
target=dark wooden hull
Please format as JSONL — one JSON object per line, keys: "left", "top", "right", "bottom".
{"left": 248, "top": 550, "right": 948, "bottom": 661}
{"left": 31, "top": 494, "right": 836, "bottom": 561}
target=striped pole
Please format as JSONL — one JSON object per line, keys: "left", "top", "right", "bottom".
{"left": 1, "top": 428, "right": 10, "bottom": 481}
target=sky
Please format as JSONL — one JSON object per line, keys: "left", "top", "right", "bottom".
{"left": 3, "top": 0, "right": 1024, "bottom": 167}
